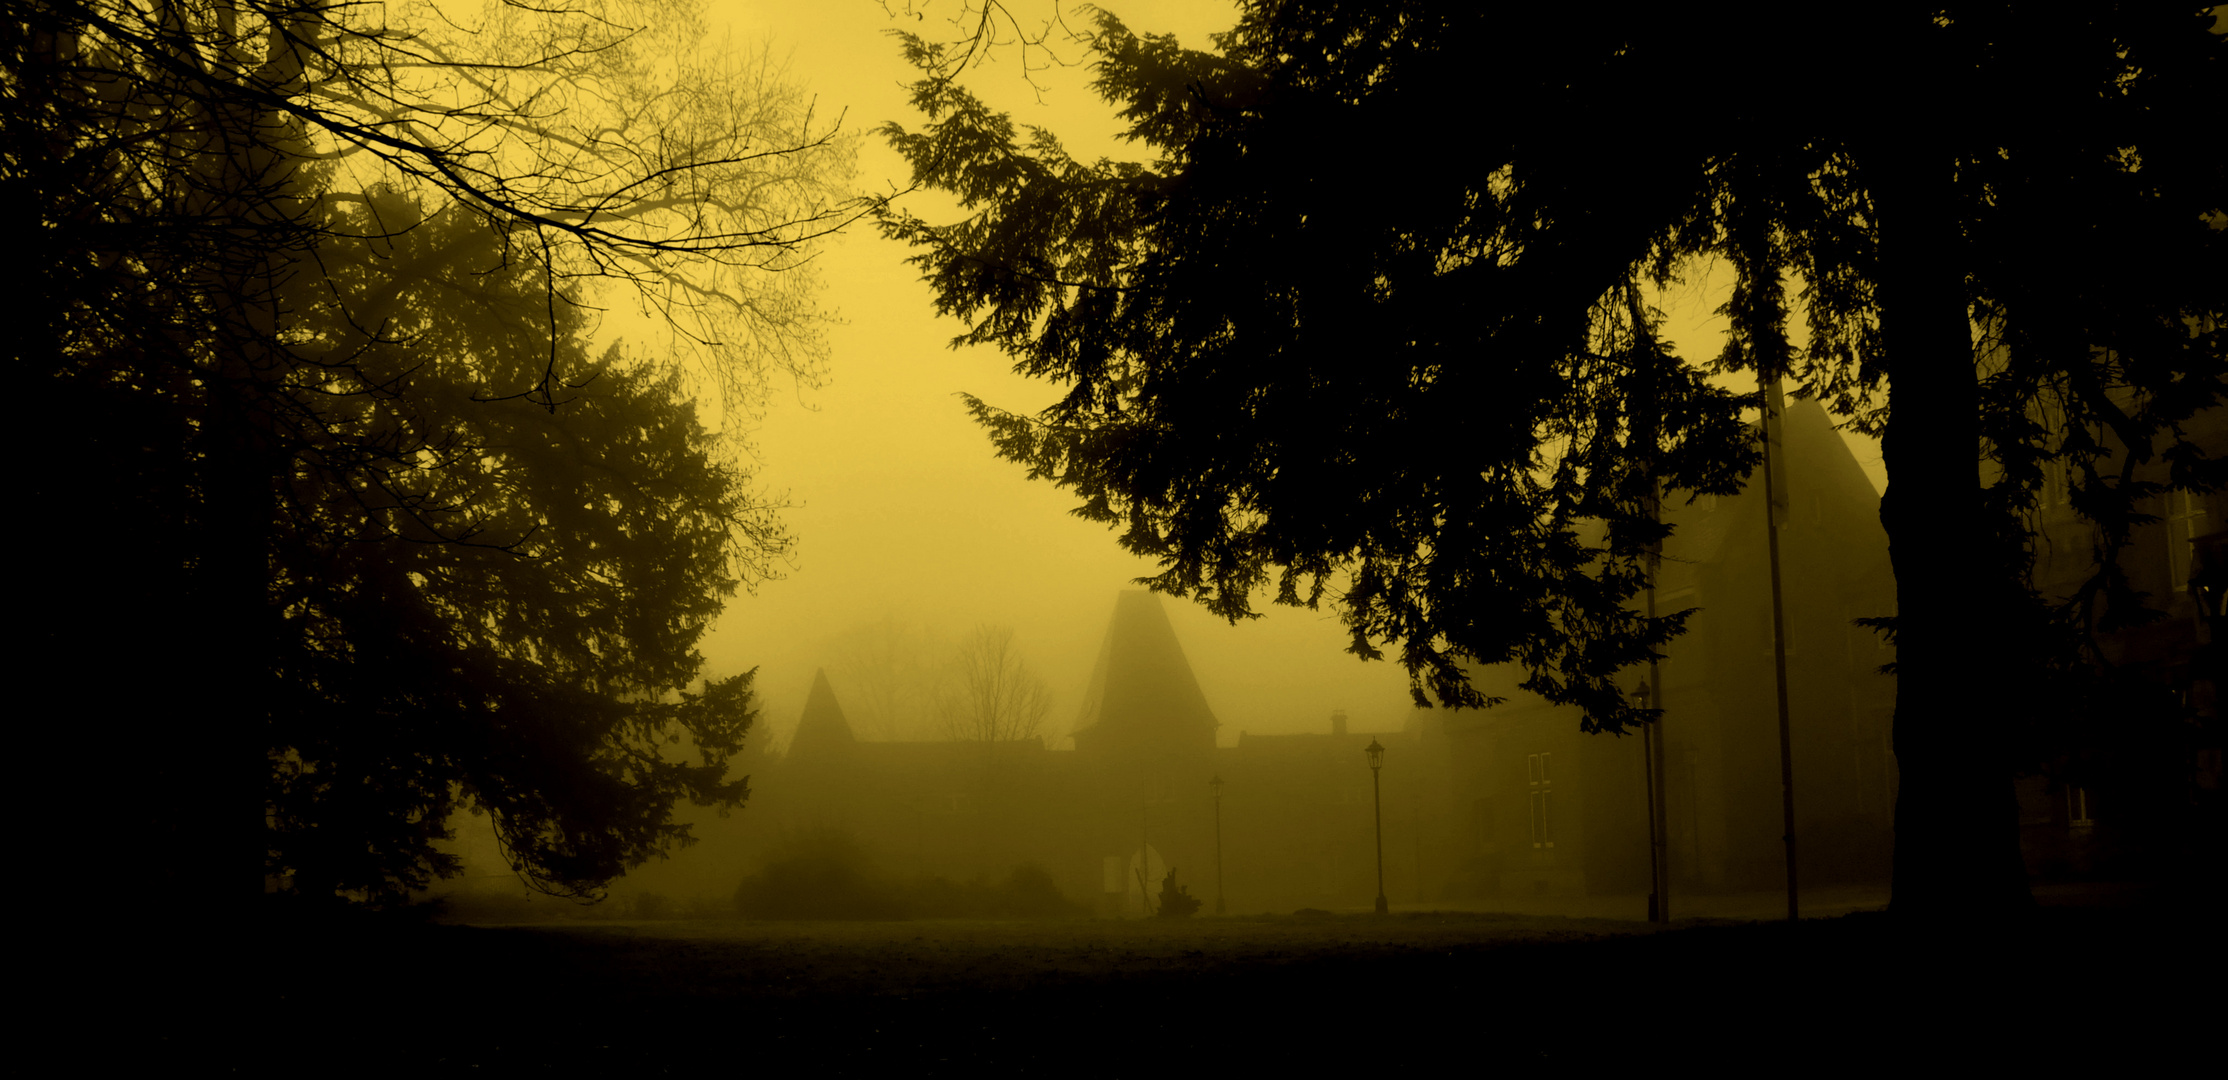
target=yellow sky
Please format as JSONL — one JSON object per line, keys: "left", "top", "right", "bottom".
{"left": 690, "top": 1, "right": 1887, "bottom": 751}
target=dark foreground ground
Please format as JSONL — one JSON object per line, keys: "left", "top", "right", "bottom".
{"left": 124, "top": 889, "right": 2215, "bottom": 1075}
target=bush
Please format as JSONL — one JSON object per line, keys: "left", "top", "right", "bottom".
{"left": 902, "top": 863, "right": 1086, "bottom": 919}
{"left": 993, "top": 863, "right": 1087, "bottom": 919}
{"left": 427, "top": 889, "right": 539, "bottom": 923}
{"left": 682, "top": 895, "right": 735, "bottom": 920}
{"left": 732, "top": 829, "right": 1084, "bottom": 920}
{"left": 733, "top": 829, "right": 906, "bottom": 920}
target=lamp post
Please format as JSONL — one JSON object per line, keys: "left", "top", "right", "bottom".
{"left": 1209, "top": 774, "right": 1226, "bottom": 915}
{"left": 1639, "top": 678, "right": 1664, "bottom": 923}
{"left": 1366, "top": 739, "right": 1388, "bottom": 915}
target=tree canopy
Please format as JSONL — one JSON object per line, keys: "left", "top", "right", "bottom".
{"left": 880, "top": 9, "right": 1762, "bottom": 732}
{"left": 937, "top": 623, "right": 1052, "bottom": 745}
{"left": 265, "top": 192, "right": 765, "bottom": 900}
{"left": 10, "top": 0, "right": 858, "bottom": 904}
{"left": 879, "top": 2, "right": 2225, "bottom": 912}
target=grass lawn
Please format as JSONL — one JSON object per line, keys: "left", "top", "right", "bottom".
{"left": 127, "top": 897, "right": 2210, "bottom": 1073}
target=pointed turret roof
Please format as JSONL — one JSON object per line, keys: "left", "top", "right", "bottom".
{"left": 1071, "top": 590, "right": 1218, "bottom": 756}
{"left": 1666, "top": 396, "right": 1880, "bottom": 565}
{"left": 787, "top": 668, "right": 856, "bottom": 759}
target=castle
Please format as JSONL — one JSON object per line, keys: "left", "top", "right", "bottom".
{"left": 698, "top": 589, "right": 1422, "bottom": 916}
{"left": 583, "top": 395, "right": 1914, "bottom": 917}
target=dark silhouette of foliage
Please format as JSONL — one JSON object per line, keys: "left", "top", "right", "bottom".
{"left": 734, "top": 828, "right": 1083, "bottom": 919}
{"left": 879, "top": 3, "right": 2226, "bottom": 915}
{"left": 878, "top": 10, "right": 1759, "bottom": 734}
{"left": 904, "top": 861, "right": 1087, "bottom": 919}
{"left": 7, "top": 0, "right": 854, "bottom": 907}
{"left": 734, "top": 828, "right": 908, "bottom": 920}
{"left": 261, "top": 192, "right": 771, "bottom": 902}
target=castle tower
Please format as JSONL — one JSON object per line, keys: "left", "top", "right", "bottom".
{"left": 1070, "top": 590, "right": 1219, "bottom": 759}
{"left": 786, "top": 668, "right": 857, "bottom": 761}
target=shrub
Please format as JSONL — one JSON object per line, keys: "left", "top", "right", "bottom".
{"left": 428, "top": 889, "right": 538, "bottom": 923}
{"left": 994, "top": 862, "right": 1087, "bottom": 919}
{"left": 901, "top": 862, "right": 1086, "bottom": 919}
{"left": 733, "top": 828, "right": 905, "bottom": 920}
{"left": 732, "top": 829, "right": 1085, "bottom": 920}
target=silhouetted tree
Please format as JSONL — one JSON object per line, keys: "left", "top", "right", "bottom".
{"left": 825, "top": 617, "right": 950, "bottom": 741}
{"left": 877, "top": 4, "right": 2225, "bottom": 916}
{"left": 937, "top": 623, "right": 1052, "bottom": 745}
{"left": 8, "top": 0, "right": 858, "bottom": 907}
{"left": 264, "top": 191, "right": 770, "bottom": 902}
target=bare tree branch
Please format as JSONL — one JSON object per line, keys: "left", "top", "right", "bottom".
{"left": 936, "top": 623, "right": 1052, "bottom": 745}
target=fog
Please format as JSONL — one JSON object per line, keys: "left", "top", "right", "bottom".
{"left": 45, "top": 1, "right": 2218, "bottom": 1071}
{"left": 369, "top": 1, "right": 1918, "bottom": 924}
{"left": 693, "top": 1, "right": 1410, "bottom": 753}
{"left": 689, "top": 0, "right": 1886, "bottom": 752}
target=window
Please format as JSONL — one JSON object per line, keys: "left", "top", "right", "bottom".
{"left": 2067, "top": 787, "right": 2095, "bottom": 829}
{"left": 2040, "top": 460, "right": 2069, "bottom": 511}
{"left": 1526, "top": 752, "right": 1554, "bottom": 849}
{"left": 2168, "top": 491, "right": 2207, "bottom": 593}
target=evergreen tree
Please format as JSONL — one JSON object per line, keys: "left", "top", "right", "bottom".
{"left": 878, "top": 3, "right": 2225, "bottom": 915}
{"left": 265, "top": 192, "right": 767, "bottom": 902}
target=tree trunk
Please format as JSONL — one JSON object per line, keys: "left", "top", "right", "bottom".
{"left": 199, "top": 382, "right": 280, "bottom": 913}
{"left": 1872, "top": 139, "right": 2033, "bottom": 921}
{"left": 182, "top": 29, "right": 311, "bottom": 919}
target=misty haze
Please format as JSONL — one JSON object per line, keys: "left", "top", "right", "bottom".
{"left": 25, "top": 0, "right": 2220, "bottom": 1070}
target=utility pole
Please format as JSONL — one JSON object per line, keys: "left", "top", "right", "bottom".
{"left": 1762, "top": 375, "right": 1800, "bottom": 922}
{"left": 1644, "top": 457, "right": 1669, "bottom": 924}
{"left": 1628, "top": 280, "right": 1672, "bottom": 924}
{"left": 1136, "top": 803, "right": 1154, "bottom": 917}
{"left": 1642, "top": 677, "right": 1667, "bottom": 922}
{"left": 1411, "top": 780, "right": 1424, "bottom": 905}
{"left": 1210, "top": 774, "right": 1226, "bottom": 915}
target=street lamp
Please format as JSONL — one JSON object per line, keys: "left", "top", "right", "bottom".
{"left": 1209, "top": 774, "right": 1226, "bottom": 915}
{"left": 1365, "top": 738, "right": 1388, "bottom": 915}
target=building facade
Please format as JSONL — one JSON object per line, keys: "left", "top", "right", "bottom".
{"left": 1435, "top": 397, "right": 1898, "bottom": 905}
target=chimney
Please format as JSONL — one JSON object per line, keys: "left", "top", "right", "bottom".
{"left": 1330, "top": 709, "right": 1348, "bottom": 736}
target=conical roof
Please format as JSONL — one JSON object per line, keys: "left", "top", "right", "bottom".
{"left": 1071, "top": 590, "right": 1218, "bottom": 756}
{"left": 1666, "top": 396, "right": 1879, "bottom": 565}
{"left": 1781, "top": 396, "right": 1881, "bottom": 508}
{"left": 787, "top": 668, "right": 856, "bottom": 759}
